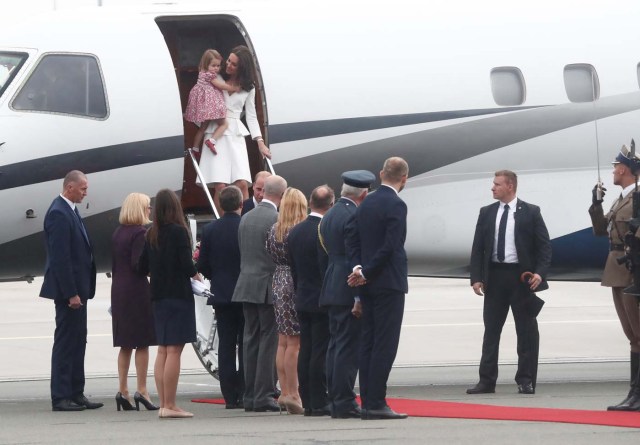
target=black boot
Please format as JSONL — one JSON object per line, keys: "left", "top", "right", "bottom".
{"left": 608, "top": 352, "right": 640, "bottom": 411}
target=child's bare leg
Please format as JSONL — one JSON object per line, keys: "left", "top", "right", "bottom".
{"left": 205, "top": 119, "right": 228, "bottom": 155}
{"left": 210, "top": 118, "right": 228, "bottom": 143}
{"left": 193, "top": 120, "right": 211, "bottom": 151}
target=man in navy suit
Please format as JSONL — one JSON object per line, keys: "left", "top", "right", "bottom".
{"left": 347, "top": 157, "right": 409, "bottom": 420}
{"left": 242, "top": 171, "right": 271, "bottom": 216}
{"left": 197, "top": 185, "right": 245, "bottom": 409}
{"left": 40, "top": 170, "right": 102, "bottom": 411}
{"left": 467, "top": 170, "right": 551, "bottom": 395}
{"left": 319, "top": 170, "right": 375, "bottom": 419}
{"left": 289, "top": 184, "right": 335, "bottom": 416}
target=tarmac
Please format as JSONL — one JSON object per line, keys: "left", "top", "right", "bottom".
{"left": 1, "top": 276, "right": 638, "bottom": 444}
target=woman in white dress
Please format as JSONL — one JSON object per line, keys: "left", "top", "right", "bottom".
{"left": 197, "top": 46, "right": 271, "bottom": 214}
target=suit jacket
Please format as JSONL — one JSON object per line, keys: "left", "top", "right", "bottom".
{"left": 319, "top": 198, "right": 360, "bottom": 306}
{"left": 470, "top": 199, "right": 552, "bottom": 291}
{"left": 232, "top": 201, "right": 278, "bottom": 304}
{"left": 346, "top": 186, "right": 409, "bottom": 294}
{"left": 241, "top": 198, "right": 255, "bottom": 216}
{"left": 288, "top": 215, "right": 325, "bottom": 312}
{"left": 589, "top": 193, "right": 633, "bottom": 287}
{"left": 138, "top": 223, "right": 197, "bottom": 301}
{"left": 40, "top": 195, "right": 96, "bottom": 302}
{"left": 197, "top": 213, "right": 241, "bottom": 306}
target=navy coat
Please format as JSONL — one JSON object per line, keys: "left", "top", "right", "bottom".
{"left": 346, "top": 186, "right": 408, "bottom": 294}
{"left": 197, "top": 213, "right": 241, "bottom": 306}
{"left": 319, "top": 198, "right": 358, "bottom": 306}
{"left": 40, "top": 196, "right": 96, "bottom": 302}
{"left": 288, "top": 215, "right": 325, "bottom": 312}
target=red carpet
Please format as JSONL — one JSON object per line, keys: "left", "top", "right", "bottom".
{"left": 192, "top": 397, "right": 640, "bottom": 428}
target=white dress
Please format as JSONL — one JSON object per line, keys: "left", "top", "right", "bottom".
{"left": 196, "top": 87, "right": 262, "bottom": 186}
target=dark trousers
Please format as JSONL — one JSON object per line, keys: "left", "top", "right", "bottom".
{"left": 242, "top": 303, "right": 277, "bottom": 408}
{"left": 215, "top": 303, "right": 245, "bottom": 405}
{"left": 479, "top": 264, "right": 540, "bottom": 388}
{"left": 298, "top": 311, "right": 329, "bottom": 410}
{"left": 51, "top": 300, "right": 87, "bottom": 404}
{"left": 326, "top": 305, "right": 361, "bottom": 414}
{"left": 359, "top": 290, "right": 405, "bottom": 410}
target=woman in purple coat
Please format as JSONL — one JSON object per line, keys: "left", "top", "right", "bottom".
{"left": 111, "top": 193, "right": 158, "bottom": 411}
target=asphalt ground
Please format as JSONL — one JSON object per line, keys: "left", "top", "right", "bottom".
{"left": 1, "top": 277, "right": 637, "bottom": 444}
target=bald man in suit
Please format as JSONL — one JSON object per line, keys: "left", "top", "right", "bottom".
{"left": 40, "top": 170, "right": 102, "bottom": 411}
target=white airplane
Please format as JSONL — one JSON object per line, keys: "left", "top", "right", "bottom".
{"left": 1, "top": 0, "right": 639, "bottom": 374}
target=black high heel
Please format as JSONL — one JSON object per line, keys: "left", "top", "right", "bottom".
{"left": 115, "top": 392, "right": 135, "bottom": 411}
{"left": 134, "top": 392, "right": 159, "bottom": 411}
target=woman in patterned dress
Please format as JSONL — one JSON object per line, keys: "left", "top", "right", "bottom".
{"left": 266, "top": 188, "right": 308, "bottom": 414}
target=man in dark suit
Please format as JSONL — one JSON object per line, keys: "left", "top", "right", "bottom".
{"left": 242, "top": 171, "right": 272, "bottom": 216}
{"left": 289, "top": 184, "right": 335, "bottom": 416}
{"left": 319, "top": 170, "right": 375, "bottom": 419}
{"left": 467, "top": 169, "right": 552, "bottom": 396}
{"left": 346, "top": 157, "right": 409, "bottom": 420}
{"left": 197, "top": 185, "right": 245, "bottom": 409}
{"left": 40, "top": 170, "right": 102, "bottom": 411}
{"left": 232, "top": 175, "right": 287, "bottom": 412}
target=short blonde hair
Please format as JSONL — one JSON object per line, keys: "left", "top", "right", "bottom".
{"left": 119, "top": 193, "right": 151, "bottom": 225}
{"left": 274, "top": 188, "right": 307, "bottom": 242}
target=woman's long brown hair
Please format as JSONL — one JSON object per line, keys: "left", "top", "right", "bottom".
{"left": 146, "top": 189, "right": 190, "bottom": 248}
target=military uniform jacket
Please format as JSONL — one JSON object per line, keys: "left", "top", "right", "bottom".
{"left": 318, "top": 197, "right": 357, "bottom": 306}
{"left": 589, "top": 192, "right": 633, "bottom": 287}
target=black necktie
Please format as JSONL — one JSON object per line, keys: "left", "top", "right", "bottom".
{"left": 74, "top": 207, "right": 90, "bottom": 245}
{"left": 497, "top": 204, "right": 509, "bottom": 262}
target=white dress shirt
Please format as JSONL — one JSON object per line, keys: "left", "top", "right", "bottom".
{"left": 492, "top": 196, "right": 519, "bottom": 263}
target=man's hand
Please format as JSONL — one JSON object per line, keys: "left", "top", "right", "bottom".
{"left": 351, "top": 300, "right": 362, "bottom": 318}
{"left": 68, "top": 295, "right": 83, "bottom": 309}
{"left": 347, "top": 269, "right": 366, "bottom": 287}
{"left": 592, "top": 183, "right": 606, "bottom": 206}
{"left": 528, "top": 273, "right": 543, "bottom": 290}
{"left": 472, "top": 282, "right": 484, "bottom": 296}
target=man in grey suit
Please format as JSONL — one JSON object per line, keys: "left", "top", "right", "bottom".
{"left": 232, "top": 175, "right": 287, "bottom": 412}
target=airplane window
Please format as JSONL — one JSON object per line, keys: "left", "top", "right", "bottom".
{"left": 563, "top": 64, "right": 599, "bottom": 103}
{"left": 490, "top": 67, "right": 526, "bottom": 106}
{"left": 0, "top": 52, "right": 28, "bottom": 98}
{"left": 637, "top": 63, "right": 640, "bottom": 89}
{"left": 11, "top": 54, "right": 107, "bottom": 119}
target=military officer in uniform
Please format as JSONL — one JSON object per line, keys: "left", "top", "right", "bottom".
{"left": 590, "top": 144, "right": 640, "bottom": 411}
{"left": 319, "top": 170, "right": 375, "bottom": 419}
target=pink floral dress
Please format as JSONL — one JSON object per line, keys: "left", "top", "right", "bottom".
{"left": 184, "top": 71, "right": 226, "bottom": 123}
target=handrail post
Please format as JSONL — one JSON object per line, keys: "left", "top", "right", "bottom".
{"left": 187, "top": 148, "right": 220, "bottom": 220}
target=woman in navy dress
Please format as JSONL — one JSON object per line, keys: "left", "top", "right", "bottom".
{"left": 138, "top": 189, "right": 202, "bottom": 419}
{"left": 111, "top": 193, "right": 157, "bottom": 411}
{"left": 266, "top": 187, "right": 308, "bottom": 414}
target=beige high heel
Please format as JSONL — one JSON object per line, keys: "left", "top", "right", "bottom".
{"left": 284, "top": 397, "right": 304, "bottom": 415}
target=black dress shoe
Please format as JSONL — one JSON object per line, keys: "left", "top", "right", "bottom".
{"left": 254, "top": 401, "right": 282, "bottom": 412}
{"left": 608, "top": 392, "right": 640, "bottom": 411}
{"left": 517, "top": 383, "right": 535, "bottom": 395}
{"left": 52, "top": 399, "right": 86, "bottom": 412}
{"left": 309, "top": 406, "right": 332, "bottom": 417}
{"left": 225, "top": 401, "right": 244, "bottom": 409}
{"left": 362, "top": 406, "right": 408, "bottom": 420}
{"left": 332, "top": 406, "right": 362, "bottom": 419}
{"left": 466, "top": 383, "right": 496, "bottom": 394}
{"left": 607, "top": 391, "right": 634, "bottom": 411}
{"left": 71, "top": 394, "right": 104, "bottom": 409}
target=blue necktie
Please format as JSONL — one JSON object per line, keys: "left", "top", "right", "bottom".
{"left": 497, "top": 204, "right": 509, "bottom": 262}
{"left": 74, "top": 207, "right": 90, "bottom": 246}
